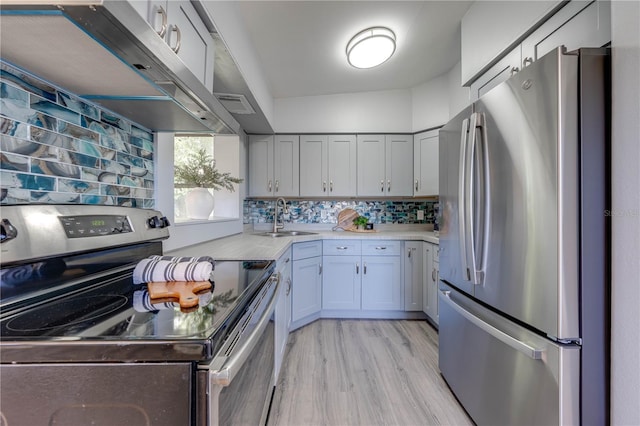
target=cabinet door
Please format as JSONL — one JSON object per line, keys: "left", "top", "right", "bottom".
{"left": 522, "top": 0, "right": 610, "bottom": 66}
{"left": 385, "top": 135, "right": 414, "bottom": 196}
{"left": 404, "top": 242, "right": 423, "bottom": 311}
{"left": 322, "top": 255, "right": 361, "bottom": 310}
{"left": 166, "top": 1, "right": 215, "bottom": 92}
{"left": 292, "top": 256, "right": 322, "bottom": 322}
{"left": 274, "top": 135, "right": 299, "bottom": 197}
{"left": 423, "top": 243, "right": 433, "bottom": 315}
{"left": 361, "top": 256, "right": 402, "bottom": 311}
{"left": 356, "top": 134, "right": 385, "bottom": 196}
{"left": 327, "top": 135, "right": 357, "bottom": 196}
{"left": 299, "top": 135, "right": 328, "bottom": 197}
{"left": 470, "top": 46, "right": 522, "bottom": 102}
{"left": 248, "top": 135, "right": 274, "bottom": 197}
{"left": 414, "top": 130, "right": 439, "bottom": 196}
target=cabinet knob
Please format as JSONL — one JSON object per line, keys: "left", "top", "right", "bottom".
{"left": 523, "top": 57, "right": 534, "bottom": 67}
{"left": 510, "top": 66, "right": 520, "bottom": 76}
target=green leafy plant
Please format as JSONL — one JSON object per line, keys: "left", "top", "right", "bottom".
{"left": 353, "top": 215, "right": 369, "bottom": 227}
{"left": 174, "top": 148, "right": 243, "bottom": 191}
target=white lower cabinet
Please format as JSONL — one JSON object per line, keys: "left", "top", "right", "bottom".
{"left": 423, "top": 242, "right": 439, "bottom": 324}
{"left": 404, "top": 241, "right": 423, "bottom": 311}
{"left": 274, "top": 248, "right": 291, "bottom": 381}
{"left": 291, "top": 241, "right": 322, "bottom": 325}
{"left": 322, "top": 255, "right": 361, "bottom": 310}
{"left": 361, "top": 255, "right": 402, "bottom": 310}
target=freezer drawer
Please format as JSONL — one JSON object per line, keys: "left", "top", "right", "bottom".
{"left": 438, "top": 284, "right": 580, "bottom": 426}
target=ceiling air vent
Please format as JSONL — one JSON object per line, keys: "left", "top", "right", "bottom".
{"left": 214, "top": 93, "right": 256, "bottom": 115}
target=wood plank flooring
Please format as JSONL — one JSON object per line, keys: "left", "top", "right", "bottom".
{"left": 268, "top": 319, "right": 473, "bottom": 426}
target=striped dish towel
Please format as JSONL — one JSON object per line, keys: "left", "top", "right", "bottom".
{"left": 148, "top": 255, "right": 215, "bottom": 265}
{"left": 132, "top": 256, "right": 214, "bottom": 284}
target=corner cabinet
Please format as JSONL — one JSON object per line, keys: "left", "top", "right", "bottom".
{"left": 357, "top": 135, "right": 413, "bottom": 197}
{"left": 291, "top": 241, "right": 322, "bottom": 329}
{"left": 248, "top": 135, "right": 299, "bottom": 197}
{"left": 299, "top": 135, "right": 356, "bottom": 197}
{"left": 413, "top": 129, "right": 439, "bottom": 196}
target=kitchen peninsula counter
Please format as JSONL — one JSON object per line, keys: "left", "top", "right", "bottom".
{"left": 167, "top": 229, "right": 439, "bottom": 261}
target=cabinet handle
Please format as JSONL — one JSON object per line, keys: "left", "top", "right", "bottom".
{"left": 323, "top": 181, "right": 327, "bottom": 192}
{"left": 432, "top": 268, "right": 436, "bottom": 282}
{"left": 268, "top": 180, "right": 272, "bottom": 192}
{"left": 286, "top": 257, "right": 290, "bottom": 263}
{"left": 356, "top": 263, "right": 359, "bottom": 274}
{"left": 415, "top": 179, "right": 419, "bottom": 192}
{"left": 336, "top": 246, "right": 348, "bottom": 250}
{"left": 380, "top": 180, "right": 384, "bottom": 192}
{"left": 318, "top": 264, "right": 322, "bottom": 275}
{"left": 387, "top": 180, "right": 391, "bottom": 192}
{"left": 363, "top": 262, "right": 367, "bottom": 275}
{"left": 330, "top": 181, "right": 333, "bottom": 192}
{"left": 286, "top": 278, "right": 292, "bottom": 296}
{"left": 523, "top": 56, "right": 534, "bottom": 67}
{"left": 156, "top": 5, "right": 168, "bottom": 38}
{"left": 375, "top": 246, "right": 387, "bottom": 250}
{"left": 275, "top": 180, "right": 279, "bottom": 192}
{"left": 510, "top": 66, "right": 519, "bottom": 76}
{"left": 170, "top": 25, "right": 182, "bottom": 53}
{"left": 408, "top": 248, "right": 412, "bottom": 258}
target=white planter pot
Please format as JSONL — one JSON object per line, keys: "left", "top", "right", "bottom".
{"left": 185, "top": 188, "right": 214, "bottom": 220}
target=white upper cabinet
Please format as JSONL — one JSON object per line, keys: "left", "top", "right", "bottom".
{"left": 300, "top": 135, "right": 356, "bottom": 197}
{"left": 357, "top": 134, "right": 413, "bottom": 197}
{"left": 128, "top": 0, "right": 215, "bottom": 92}
{"left": 461, "top": 0, "right": 562, "bottom": 86}
{"left": 414, "top": 129, "right": 439, "bottom": 196}
{"left": 249, "top": 135, "right": 299, "bottom": 197}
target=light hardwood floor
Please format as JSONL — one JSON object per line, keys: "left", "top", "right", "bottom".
{"left": 268, "top": 319, "right": 473, "bottom": 426}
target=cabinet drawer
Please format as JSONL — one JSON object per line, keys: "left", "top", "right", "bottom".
{"left": 361, "top": 240, "right": 401, "bottom": 256}
{"left": 433, "top": 245, "right": 440, "bottom": 262}
{"left": 323, "top": 240, "right": 362, "bottom": 256}
{"left": 292, "top": 241, "right": 322, "bottom": 260}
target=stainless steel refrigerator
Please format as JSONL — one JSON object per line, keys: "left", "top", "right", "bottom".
{"left": 438, "top": 47, "right": 609, "bottom": 426}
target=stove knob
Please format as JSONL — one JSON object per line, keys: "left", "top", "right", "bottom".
{"left": 160, "top": 216, "right": 171, "bottom": 228}
{"left": 148, "top": 215, "right": 162, "bottom": 229}
{"left": 1, "top": 218, "right": 18, "bottom": 243}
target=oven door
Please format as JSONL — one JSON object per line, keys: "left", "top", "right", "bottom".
{"left": 198, "top": 273, "right": 280, "bottom": 426}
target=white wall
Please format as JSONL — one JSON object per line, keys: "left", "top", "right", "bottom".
{"left": 611, "top": 1, "right": 640, "bottom": 424}
{"left": 411, "top": 74, "right": 449, "bottom": 131}
{"left": 447, "top": 61, "right": 470, "bottom": 119}
{"left": 274, "top": 89, "right": 412, "bottom": 133}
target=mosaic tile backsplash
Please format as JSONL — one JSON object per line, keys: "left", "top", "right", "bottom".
{"left": 0, "top": 61, "right": 155, "bottom": 207}
{"left": 244, "top": 199, "right": 439, "bottom": 226}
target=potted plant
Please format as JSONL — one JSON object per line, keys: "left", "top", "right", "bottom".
{"left": 174, "top": 148, "right": 243, "bottom": 219}
{"left": 352, "top": 215, "right": 369, "bottom": 230}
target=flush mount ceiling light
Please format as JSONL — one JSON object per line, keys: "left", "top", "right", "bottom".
{"left": 346, "top": 26, "right": 396, "bottom": 69}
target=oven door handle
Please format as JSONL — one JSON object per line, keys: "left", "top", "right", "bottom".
{"left": 209, "top": 274, "right": 280, "bottom": 386}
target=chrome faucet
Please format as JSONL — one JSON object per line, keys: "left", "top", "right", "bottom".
{"left": 273, "top": 197, "right": 288, "bottom": 233}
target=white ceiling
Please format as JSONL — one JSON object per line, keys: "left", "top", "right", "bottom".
{"left": 234, "top": 1, "right": 473, "bottom": 99}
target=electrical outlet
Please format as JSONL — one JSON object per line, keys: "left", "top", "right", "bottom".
{"left": 417, "top": 210, "right": 425, "bottom": 220}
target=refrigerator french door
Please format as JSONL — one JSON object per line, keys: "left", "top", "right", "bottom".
{"left": 438, "top": 47, "right": 609, "bottom": 426}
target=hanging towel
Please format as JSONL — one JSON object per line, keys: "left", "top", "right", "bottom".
{"left": 148, "top": 255, "right": 215, "bottom": 265}
{"left": 132, "top": 257, "right": 213, "bottom": 284}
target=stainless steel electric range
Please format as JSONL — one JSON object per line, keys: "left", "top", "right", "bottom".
{"left": 0, "top": 204, "right": 278, "bottom": 426}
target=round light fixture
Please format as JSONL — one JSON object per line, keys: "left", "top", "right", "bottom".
{"left": 346, "top": 27, "right": 396, "bottom": 69}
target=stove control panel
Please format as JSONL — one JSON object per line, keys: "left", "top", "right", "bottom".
{"left": 59, "top": 215, "right": 132, "bottom": 238}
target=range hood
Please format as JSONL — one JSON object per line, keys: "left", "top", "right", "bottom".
{"left": 0, "top": 1, "right": 240, "bottom": 134}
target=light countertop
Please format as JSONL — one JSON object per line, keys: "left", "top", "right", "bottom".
{"left": 167, "top": 229, "right": 439, "bottom": 261}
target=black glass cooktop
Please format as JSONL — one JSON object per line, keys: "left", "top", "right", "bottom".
{"left": 0, "top": 260, "right": 274, "bottom": 363}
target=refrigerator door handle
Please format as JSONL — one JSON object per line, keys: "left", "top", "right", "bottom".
{"left": 440, "top": 290, "right": 545, "bottom": 360}
{"left": 458, "top": 118, "right": 471, "bottom": 281}
{"left": 468, "top": 112, "right": 488, "bottom": 285}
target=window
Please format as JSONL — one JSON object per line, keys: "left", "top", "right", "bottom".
{"left": 173, "top": 134, "right": 241, "bottom": 223}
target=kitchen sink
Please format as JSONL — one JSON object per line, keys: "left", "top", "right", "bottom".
{"left": 255, "top": 231, "right": 318, "bottom": 238}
